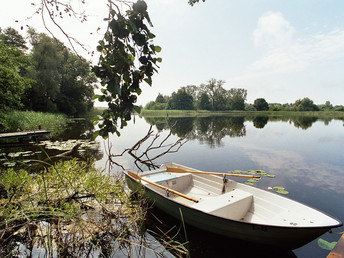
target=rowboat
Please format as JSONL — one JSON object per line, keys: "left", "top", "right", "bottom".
{"left": 124, "top": 163, "right": 342, "bottom": 249}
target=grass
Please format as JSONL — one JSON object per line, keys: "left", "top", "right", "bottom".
{"left": 0, "top": 111, "right": 68, "bottom": 133}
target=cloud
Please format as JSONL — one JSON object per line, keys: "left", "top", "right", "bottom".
{"left": 253, "top": 12, "right": 294, "bottom": 49}
{"left": 249, "top": 12, "right": 344, "bottom": 75}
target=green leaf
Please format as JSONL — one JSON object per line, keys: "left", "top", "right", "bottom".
{"left": 93, "top": 94, "right": 102, "bottom": 100}
{"left": 317, "top": 238, "right": 337, "bottom": 251}
{"left": 96, "top": 45, "right": 103, "bottom": 52}
{"left": 128, "top": 20, "right": 138, "bottom": 33}
{"left": 144, "top": 77, "right": 152, "bottom": 86}
{"left": 133, "top": 105, "right": 141, "bottom": 114}
{"left": 133, "top": 33, "right": 146, "bottom": 46}
{"left": 107, "top": 81, "right": 121, "bottom": 96}
{"left": 154, "top": 46, "right": 162, "bottom": 53}
{"left": 273, "top": 186, "right": 289, "bottom": 195}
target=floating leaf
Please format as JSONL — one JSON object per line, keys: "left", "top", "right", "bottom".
{"left": 231, "top": 170, "right": 244, "bottom": 174}
{"left": 4, "top": 162, "right": 16, "bottom": 167}
{"left": 317, "top": 238, "right": 337, "bottom": 251}
{"left": 273, "top": 186, "right": 289, "bottom": 195}
{"left": 265, "top": 174, "right": 276, "bottom": 178}
{"left": 246, "top": 179, "right": 260, "bottom": 184}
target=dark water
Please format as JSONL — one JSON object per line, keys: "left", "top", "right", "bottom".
{"left": 1, "top": 115, "right": 343, "bottom": 257}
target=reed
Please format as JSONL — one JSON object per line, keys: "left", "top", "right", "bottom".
{"left": 0, "top": 111, "right": 68, "bottom": 132}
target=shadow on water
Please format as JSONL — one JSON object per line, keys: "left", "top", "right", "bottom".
{"left": 145, "top": 206, "right": 296, "bottom": 258}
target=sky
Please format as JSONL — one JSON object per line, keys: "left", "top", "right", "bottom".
{"left": 1, "top": 0, "right": 344, "bottom": 106}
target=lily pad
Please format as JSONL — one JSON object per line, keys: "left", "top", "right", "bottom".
{"left": 317, "top": 238, "right": 337, "bottom": 251}
{"left": 264, "top": 174, "right": 276, "bottom": 178}
{"left": 231, "top": 170, "right": 244, "bottom": 174}
{"left": 273, "top": 186, "right": 289, "bottom": 195}
{"left": 4, "top": 162, "right": 16, "bottom": 167}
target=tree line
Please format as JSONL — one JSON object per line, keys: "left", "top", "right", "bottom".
{"left": 0, "top": 27, "right": 97, "bottom": 117}
{"left": 145, "top": 78, "right": 248, "bottom": 111}
{"left": 145, "top": 78, "right": 344, "bottom": 112}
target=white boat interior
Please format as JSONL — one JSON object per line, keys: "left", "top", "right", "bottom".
{"left": 139, "top": 164, "right": 340, "bottom": 228}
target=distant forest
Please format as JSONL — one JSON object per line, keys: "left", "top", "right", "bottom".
{"left": 145, "top": 78, "right": 344, "bottom": 112}
{"left": 0, "top": 27, "right": 96, "bottom": 117}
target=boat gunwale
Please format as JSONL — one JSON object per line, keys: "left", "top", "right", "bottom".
{"left": 123, "top": 169, "right": 343, "bottom": 230}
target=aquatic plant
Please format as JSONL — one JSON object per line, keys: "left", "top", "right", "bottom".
{"left": 0, "top": 159, "right": 183, "bottom": 257}
{"left": 272, "top": 186, "right": 289, "bottom": 195}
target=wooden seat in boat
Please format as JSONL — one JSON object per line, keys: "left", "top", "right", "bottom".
{"left": 192, "top": 189, "right": 253, "bottom": 220}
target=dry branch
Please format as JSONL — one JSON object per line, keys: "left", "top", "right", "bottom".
{"left": 108, "top": 125, "right": 188, "bottom": 171}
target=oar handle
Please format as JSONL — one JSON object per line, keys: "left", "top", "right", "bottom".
{"left": 127, "top": 171, "right": 199, "bottom": 203}
{"left": 166, "top": 167, "right": 260, "bottom": 179}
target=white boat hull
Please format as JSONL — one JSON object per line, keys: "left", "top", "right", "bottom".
{"left": 124, "top": 163, "right": 342, "bottom": 249}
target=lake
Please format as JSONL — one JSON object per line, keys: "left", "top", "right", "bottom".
{"left": 1, "top": 114, "right": 343, "bottom": 257}
{"left": 95, "top": 114, "right": 344, "bottom": 257}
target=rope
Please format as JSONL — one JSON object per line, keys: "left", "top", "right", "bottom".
{"left": 329, "top": 230, "right": 344, "bottom": 235}
{"left": 222, "top": 175, "right": 227, "bottom": 194}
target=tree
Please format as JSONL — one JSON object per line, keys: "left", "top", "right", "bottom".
{"left": 155, "top": 93, "right": 167, "bottom": 103}
{"left": 56, "top": 51, "right": 97, "bottom": 116}
{"left": 294, "top": 97, "right": 319, "bottom": 111}
{"left": 181, "top": 85, "right": 198, "bottom": 100}
{"left": 167, "top": 89, "right": 194, "bottom": 110}
{"left": 24, "top": 30, "right": 97, "bottom": 116}
{"left": 254, "top": 98, "right": 269, "bottom": 111}
{"left": 227, "top": 88, "right": 247, "bottom": 110}
{"left": 0, "top": 41, "right": 31, "bottom": 111}
{"left": 25, "top": 32, "right": 62, "bottom": 112}
{"left": 201, "top": 78, "right": 227, "bottom": 110}
{"left": 198, "top": 92, "right": 212, "bottom": 110}
{"left": 0, "top": 27, "right": 27, "bottom": 50}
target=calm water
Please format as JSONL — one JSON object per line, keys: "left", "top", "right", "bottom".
{"left": 95, "top": 115, "right": 344, "bottom": 257}
{"left": 1, "top": 115, "right": 343, "bottom": 257}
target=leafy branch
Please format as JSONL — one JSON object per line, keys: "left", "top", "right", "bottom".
{"left": 93, "top": 1, "right": 161, "bottom": 138}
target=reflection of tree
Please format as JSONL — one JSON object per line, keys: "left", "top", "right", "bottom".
{"left": 292, "top": 116, "right": 318, "bottom": 130}
{"left": 144, "top": 116, "right": 246, "bottom": 148}
{"left": 168, "top": 118, "right": 196, "bottom": 138}
{"left": 53, "top": 119, "right": 95, "bottom": 141}
{"left": 144, "top": 117, "right": 169, "bottom": 131}
{"left": 253, "top": 116, "right": 269, "bottom": 129}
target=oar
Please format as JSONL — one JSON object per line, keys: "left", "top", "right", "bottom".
{"left": 166, "top": 167, "right": 260, "bottom": 179}
{"left": 127, "top": 171, "right": 199, "bottom": 203}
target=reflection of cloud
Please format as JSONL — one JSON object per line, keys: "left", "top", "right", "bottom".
{"left": 236, "top": 144, "right": 344, "bottom": 194}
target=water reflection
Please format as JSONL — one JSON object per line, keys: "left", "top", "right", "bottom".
{"left": 252, "top": 116, "right": 269, "bottom": 129}
{"left": 145, "top": 116, "right": 246, "bottom": 148}
{"left": 145, "top": 207, "right": 296, "bottom": 258}
{"left": 144, "top": 115, "right": 343, "bottom": 147}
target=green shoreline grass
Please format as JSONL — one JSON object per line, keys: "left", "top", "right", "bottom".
{"left": 140, "top": 109, "right": 344, "bottom": 119}
{"left": 0, "top": 111, "right": 68, "bottom": 133}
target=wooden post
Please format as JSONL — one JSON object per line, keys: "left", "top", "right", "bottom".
{"left": 328, "top": 234, "right": 344, "bottom": 258}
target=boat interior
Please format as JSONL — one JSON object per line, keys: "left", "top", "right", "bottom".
{"left": 139, "top": 164, "right": 339, "bottom": 227}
